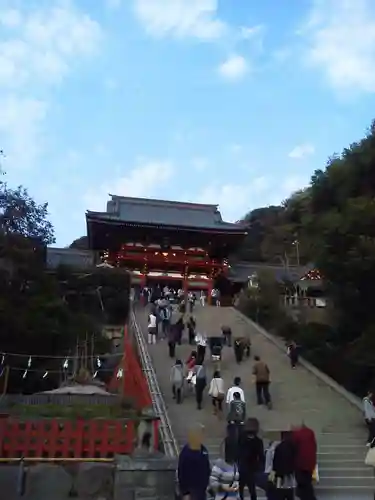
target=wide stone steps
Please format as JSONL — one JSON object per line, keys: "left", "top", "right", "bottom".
{"left": 136, "top": 304, "right": 372, "bottom": 499}
{"left": 175, "top": 434, "right": 373, "bottom": 497}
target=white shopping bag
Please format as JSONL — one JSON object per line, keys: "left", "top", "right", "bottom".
{"left": 365, "top": 447, "right": 375, "bottom": 467}
{"left": 312, "top": 464, "right": 319, "bottom": 483}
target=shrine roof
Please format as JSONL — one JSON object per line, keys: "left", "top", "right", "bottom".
{"left": 86, "top": 195, "right": 247, "bottom": 232}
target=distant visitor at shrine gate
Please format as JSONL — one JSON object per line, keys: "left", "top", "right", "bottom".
{"left": 86, "top": 195, "right": 247, "bottom": 293}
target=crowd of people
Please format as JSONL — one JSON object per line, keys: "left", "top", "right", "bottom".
{"left": 135, "top": 284, "right": 222, "bottom": 309}
{"left": 142, "top": 283, "right": 320, "bottom": 499}
{"left": 178, "top": 421, "right": 318, "bottom": 500}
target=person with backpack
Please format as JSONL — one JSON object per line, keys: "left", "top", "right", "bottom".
{"left": 226, "top": 377, "right": 245, "bottom": 404}
{"left": 227, "top": 392, "right": 246, "bottom": 425}
{"left": 227, "top": 392, "right": 246, "bottom": 446}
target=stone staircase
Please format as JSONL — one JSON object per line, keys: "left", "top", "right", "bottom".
{"left": 136, "top": 304, "right": 374, "bottom": 498}
{"left": 173, "top": 433, "right": 373, "bottom": 499}
{"left": 183, "top": 306, "right": 373, "bottom": 498}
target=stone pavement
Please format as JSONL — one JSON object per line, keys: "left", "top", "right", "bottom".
{"left": 135, "top": 304, "right": 373, "bottom": 498}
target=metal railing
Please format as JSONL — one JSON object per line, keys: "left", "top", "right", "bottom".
{"left": 129, "top": 302, "right": 179, "bottom": 458}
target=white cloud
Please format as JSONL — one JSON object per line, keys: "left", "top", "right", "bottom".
{"left": 194, "top": 177, "right": 269, "bottom": 221}
{"left": 301, "top": 0, "right": 375, "bottom": 93}
{"left": 191, "top": 157, "right": 209, "bottom": 171}
{"left": 84, "top": 159, "right": 174, "bottom": 211}
{"left": 280, "top": 175, "right": 311, "bottom": 195}
{"left": 0, "top": 95, "right": 48, "bottom": 169}
{"left": 106, "top": 0, "right": 122, "bottom": 9}
{"left": 288, "top": 143, "right": 315, "bottom": 159}
{"left": 104, "top": 77, "right": 118, "bottom": 90}
{"left": 229, "top": 143, "right": 242, "bottom": 154}
{"left": 192, "top": 173, "right": 312, "bottom": 221}
{"left": 240, "top": 25, "right": 264, "bottom": 40}
{"left": 218, "top": 54, "right": 248, "bottom": 81}
{"left": 0, "top": 2, "right": 102, "bottom": 168}
{"left": 133, "top": 0, "right": 226, "bottom": 40}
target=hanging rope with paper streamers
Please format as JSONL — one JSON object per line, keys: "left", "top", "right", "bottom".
{"left": 0, "top": 348, "right": 124, "bottom": 381}
{"left": 0, "top": 350, "right": 120, "bottom": 361}
{"left": 0, "top": 365, "right": 121, "bottom": 379}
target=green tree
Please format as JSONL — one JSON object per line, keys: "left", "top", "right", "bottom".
{"left": 303, "top": 123, "right": 375, "bottom": 342}
{"left": 0, "top": 184, "right": 55, "bottom": 245}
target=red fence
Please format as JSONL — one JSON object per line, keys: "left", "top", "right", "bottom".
{"left": 0, "top": 418, "right": 135, "bottom": 459}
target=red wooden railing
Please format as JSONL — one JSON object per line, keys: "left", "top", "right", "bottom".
{"left": 0, "top": 418, "right": 135, "bottom": 459}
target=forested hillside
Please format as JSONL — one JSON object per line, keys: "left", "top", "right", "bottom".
{"left": 238, "top": 121, "right": 375, "bottom": 394}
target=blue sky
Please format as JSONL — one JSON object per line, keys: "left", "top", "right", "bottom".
{"left": 1, "top": 0, "right": 375, "bottom": 246}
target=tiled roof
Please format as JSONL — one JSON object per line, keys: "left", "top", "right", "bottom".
{"left": 86, "top": 195, "right": 246, "bottom": 231}
{"left": 46, "top": 247, "right": 94, "bottom": 269}
{"left": 228, "top": 262, "right": 307, "bottom": 283}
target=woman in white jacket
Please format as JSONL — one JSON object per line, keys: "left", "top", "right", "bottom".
{"left": 209, "top": 370, "right": 225, "bottom": 415}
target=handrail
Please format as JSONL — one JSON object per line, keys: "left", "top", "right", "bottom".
{"left": 129, "top": 302, "right": 179, "bottom": 458}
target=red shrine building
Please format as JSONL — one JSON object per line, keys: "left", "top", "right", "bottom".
{"left": 86, "top": 195, "right": 247, "bottom": 293}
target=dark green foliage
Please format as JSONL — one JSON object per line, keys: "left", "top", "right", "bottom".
{"left": 0, "top": 184, "right": 55, "bottom": 245}
{"left": 69, "top": 236, "right": 88, "bottom": 249}
{"left": 0, "top": 173, "right": 129, "bottom": 394}
{"left": 237, "top": 120, "right": 375, "bottom": 396}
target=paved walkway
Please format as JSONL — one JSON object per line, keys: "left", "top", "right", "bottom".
{"left": 135, "top": 304, "right": 372, "bottom": 497}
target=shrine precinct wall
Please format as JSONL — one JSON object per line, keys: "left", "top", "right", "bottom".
{"left": 0, "top": 455, "right": 177, "bottom": 500}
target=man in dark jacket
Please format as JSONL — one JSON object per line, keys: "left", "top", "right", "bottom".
{"left": 238, "top": 418, "right": 264, "bottom": 500}
{"left": 178, "top": 425, "right": 210, "bottom": 500}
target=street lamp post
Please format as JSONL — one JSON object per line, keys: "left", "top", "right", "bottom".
{"left": 293, "top": 240, "right": 300, "bottom": 266}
